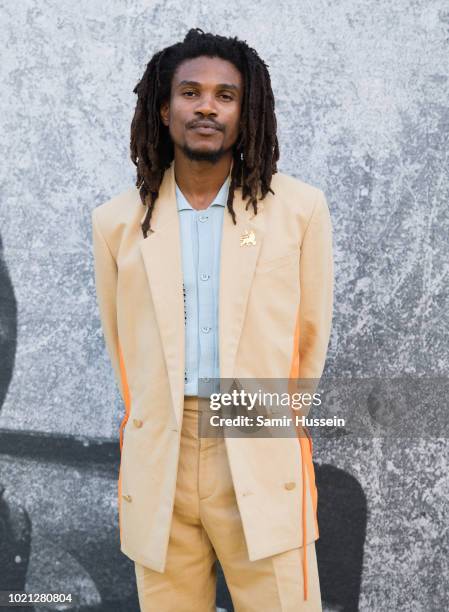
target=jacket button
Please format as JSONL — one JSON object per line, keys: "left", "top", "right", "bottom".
{"left": 133, "top": 419, "right": 143, "bottom": 428}
{"left": 284, "top": 482, "right": 296, "bottom": 490}
{"left": 122, "top": 494, "right": 132, "bottom": 502}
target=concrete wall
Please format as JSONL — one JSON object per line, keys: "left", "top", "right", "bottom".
{"left": 1, "top": 1, "right": 448, "bottom": 610}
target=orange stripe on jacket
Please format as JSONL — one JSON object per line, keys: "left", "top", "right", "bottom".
{"left": 288, "top": 306, "right": 320, "bottom": 601}
{"left": 117, "top": 341, "right": 131, "bottom": 545}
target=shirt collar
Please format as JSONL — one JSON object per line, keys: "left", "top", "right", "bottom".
{"left": 176, "top": 175, "right": 230, "bottom": 212}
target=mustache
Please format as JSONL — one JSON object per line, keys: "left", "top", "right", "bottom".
{"left": 187, "top": 119, "right": 224, "bottom": 131}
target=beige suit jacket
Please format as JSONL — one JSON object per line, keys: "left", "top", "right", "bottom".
{"left": 91, "top": 160, "right": 334, "bottom": 575}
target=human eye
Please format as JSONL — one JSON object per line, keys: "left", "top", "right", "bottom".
{"left": 220, "top": 93, "right": 233, "bottom": 101}
{"left": 182, "top": 90, "right": 197, "bottom": 97}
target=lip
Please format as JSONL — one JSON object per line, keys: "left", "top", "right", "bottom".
{"left": 190, "top": 124, "right": 220, "bottom": 134}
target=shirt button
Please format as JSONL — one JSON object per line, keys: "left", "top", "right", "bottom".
{"left": 199, "top": 215, "right": 209, "bottom": 222}
{"left": 200, "top": 273, "right": 210, "bottom": 281}
{"left": 201, "top": 326, "right": 211, "bottom": 333}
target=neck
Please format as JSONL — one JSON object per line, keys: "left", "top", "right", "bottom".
{"left": 173, "top": 150, "right": 233, "bottom": 210}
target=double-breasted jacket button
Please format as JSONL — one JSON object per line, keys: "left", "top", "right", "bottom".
{"left": 284, "top": 481, "right": 296, "bottom": 490}
{"left": 122, "top": 494, "right": 132, "bottom": 502}
{"left": 133, "top": 419, "right": 143, "bottom": 428}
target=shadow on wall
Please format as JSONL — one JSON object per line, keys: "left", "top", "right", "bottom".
{"left": 315, "top": 464, "right": 367, "bottom": 612}
{"left": 0, "top": 232, "right": 17, "bottom": 409}
{"left": 0, "top": 232, "right": 33, "bottom": 606}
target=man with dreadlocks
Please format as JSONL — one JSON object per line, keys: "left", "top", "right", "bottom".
{"left": 92, "top": 28, "right": 333, "bottom": 611}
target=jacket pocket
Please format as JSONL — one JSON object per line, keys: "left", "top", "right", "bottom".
{"left": 255, "top": 250, "right": 298, "bottom": 274}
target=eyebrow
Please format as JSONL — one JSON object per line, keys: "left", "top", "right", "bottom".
{"left": 177, "top": 79, "right": 240, "bottom": 92}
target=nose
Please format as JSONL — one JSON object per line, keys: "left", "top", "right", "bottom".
{"left": 193, "top": 92, "right": 218, "bottom": 116}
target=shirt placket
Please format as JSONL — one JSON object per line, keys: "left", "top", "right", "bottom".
{"left": 196, "top": 210, "right": 214, "bottom": 391}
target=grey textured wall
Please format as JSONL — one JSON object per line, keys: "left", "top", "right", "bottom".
{"left": 0, "top": 1, "right": 448, "bottom": 611}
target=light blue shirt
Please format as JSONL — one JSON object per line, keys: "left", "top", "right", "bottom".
{"left": 176, "top": 176, "right": 230, "bottom": 396}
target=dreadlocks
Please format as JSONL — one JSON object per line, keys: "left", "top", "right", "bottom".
{"left": 130, "top": 28, "right": 280, "bottom": 238}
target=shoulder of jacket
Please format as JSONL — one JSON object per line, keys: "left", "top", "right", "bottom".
{"left": 269, "top": 171, "right": 326, "bottom": 222}
{"left": 271, "top": 171, "right": 323, "bottom": 201}
{"left": 91, "top": 186, "right": 143, "bottom": 231}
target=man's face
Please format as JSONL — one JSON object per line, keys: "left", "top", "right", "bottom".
{"left": 160, "top": 55, "right": 243, "bottom": 164}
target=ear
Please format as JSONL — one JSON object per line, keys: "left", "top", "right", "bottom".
{"left": 160, "top": 101, "right": 169, "bottom": 127}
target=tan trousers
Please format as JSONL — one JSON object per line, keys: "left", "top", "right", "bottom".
{"left": 134, "top": 396, "right": 322, "bottom": 611}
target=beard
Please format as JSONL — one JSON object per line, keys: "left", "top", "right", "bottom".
{"left": 181, "top": 141, "right": 231, "bottom": 164}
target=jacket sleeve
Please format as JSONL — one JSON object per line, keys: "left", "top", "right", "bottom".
{"left": 91, "top": 208, "right": 125, "bottom": 403}
{"left": 296, "top": 189, "right": 334, "bottom": 411}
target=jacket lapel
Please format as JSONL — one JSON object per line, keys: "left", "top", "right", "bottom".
{"left": 139, "top": 161, "right": 266, "bottom": 427}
